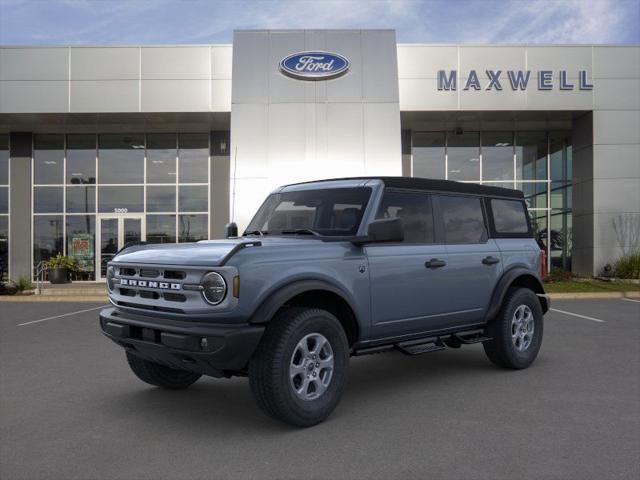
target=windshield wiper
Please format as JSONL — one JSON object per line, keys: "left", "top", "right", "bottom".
{"left": 243, "top": 230, "right": 268, "bottom": 236}
{"left": 280, "top": 228, "right": 321, "bottom": 237}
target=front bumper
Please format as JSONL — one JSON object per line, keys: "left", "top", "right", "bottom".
{"left": 99, "top": 307, "right": 264, "bottom": 377}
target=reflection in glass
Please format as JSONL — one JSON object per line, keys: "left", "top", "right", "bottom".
{"left": 65, "top": 186, "right": 96, "bottom": 213}
{"left": 0, "top": 216, "right": 7, "bottom": 279}
{"left": 550, "top": 132, "right": 572, "bottom": 183}
{"left": 412, "top": 133, "right": 445, "bottom": 179}
{"left": 123, "top": 218, "right": 141, "bottom": 245}
{"left": 98, "top": 186, "right": 143, "bottom": 213}
{"left": 482, "top": 132, "right": 514, "bottom": 182}
{"left": 0, "top": 134, "right": 8, "bottom": 185}
{"left": 179, "top": 214, "right": 208, "bottom": 242}
{"left": 100, "top": 218, "right": 118, "bottom": 277}
{"left": 34, "top": 135, "right": 64, "bottom": 185}
{"left": 66, "top": 215, "right": 95, "bottom": 280}
{"left": 179, "top": 133, "right": 208, "bottom": 183}
{"left": 98, "top": 134, "right": 144, "bottom": 184}
{"left": 516, "top": 182, "right": 548, "bottom": 209}
{"left": 516, "top": 132, "right": 547, "bottom": 181}
{"left": 34, "top": 187, "right": 64, "bottom": 213}
{"left": 33, "top": 215, "right": 64, "bottom": 268}
{"left": 447, "top": 132, "right": 480, "bottom": 181}
{"left": 66, "top": 134, "right": 96, "bottom": 184}
{"left": 146, "top": 214, "right": 176, "bottom": 244}
{"left": 147, "top": 134, "right": 177, "bottom": 184}
{"left": 147, "top": 185, "right": 176, "bottom": 212}
{"left": 0, "top": 187, "right": 7, "bottom": 214}
{"left": 179, "top": 185, "right": 208, "bottom": 212}
{"left": 529, "top": 210, "right": 548, "bottom": 250}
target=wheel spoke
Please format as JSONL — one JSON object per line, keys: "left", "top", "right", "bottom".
{"left": 289, "top": 332, "right": 335, "bottom": 401}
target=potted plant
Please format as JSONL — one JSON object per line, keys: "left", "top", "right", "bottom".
{"left": 47, "top": 254, "right": 78, "bottom": 284}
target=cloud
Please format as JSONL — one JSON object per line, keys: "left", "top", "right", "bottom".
{"left": 0, "top": 0, "right": 637, "bottom": 45}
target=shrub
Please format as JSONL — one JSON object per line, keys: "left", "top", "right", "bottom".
{"left": 14, "top": 276, "right": 34, "bottom": 292}
{"left": 613, "top": 251, "right": 640, "bottom": 279}
{"left": 544, "top": 267, "right": 572, "bottom": 283}
{"left": 46, "top": 254, "right": 79, "bottom": 272}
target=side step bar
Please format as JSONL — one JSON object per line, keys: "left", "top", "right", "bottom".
{"left": 354, "top": 329, "right": 492, "bottom": 357}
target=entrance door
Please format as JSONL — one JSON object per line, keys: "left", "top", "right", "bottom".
{"left": 98, "top": 215, "right": 145, "bottom": 280}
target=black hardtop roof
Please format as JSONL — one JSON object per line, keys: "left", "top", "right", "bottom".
{"left": 288, "top": 176, "right": 524, "bottom": 199}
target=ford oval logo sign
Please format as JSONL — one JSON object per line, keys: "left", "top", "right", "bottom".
{"left": 279, "top": 51, "right": 350, "bottom": 81}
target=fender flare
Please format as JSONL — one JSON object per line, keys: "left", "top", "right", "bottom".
{"left": 248, "top": 279, "right": 360, "bottom": 326}
{"left": 484, "top": 267, "right": 548, "bottom": 322}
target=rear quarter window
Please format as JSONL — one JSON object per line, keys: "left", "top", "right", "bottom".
{"left": 439, "top": 195, "right": 487, "bottom": 244}
{"left": 491, "top": 199, "right": 530, "bottom": 234}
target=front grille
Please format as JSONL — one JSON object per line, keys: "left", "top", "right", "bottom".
{"left": 140, "top": 269, "right": 160, "bottom": 278}
{"left": 164, "top": 270, "right": 186, "bottom": 280}
{"left": 163, "top": 292, "right": 186, "bottom": 302}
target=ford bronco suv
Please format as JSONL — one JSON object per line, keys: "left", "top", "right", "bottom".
{"left": 100, "top": 177, "right": 549, "bottom": 427}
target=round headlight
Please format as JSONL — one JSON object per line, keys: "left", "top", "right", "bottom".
{"left": 201, "top": 272, "right": 227, "bottom": 305}
{"left": 106, "top": 266, "right": 115, "bottom": 293}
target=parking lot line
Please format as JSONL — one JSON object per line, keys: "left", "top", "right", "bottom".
{"left": 621, "top": 298, "right": 640, "bottom": 304}
{"left": 17, "top": 305, "right": 108, "bottom": 327}
{"left": 550, "top": 308, "right": 605, "bottom": 323}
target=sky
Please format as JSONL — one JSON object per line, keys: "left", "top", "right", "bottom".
{"left": 0, "top": 0, "right": 638, "bottom": 45}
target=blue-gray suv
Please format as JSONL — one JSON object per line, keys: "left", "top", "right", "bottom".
{"left": 100, "top": 177, "right": 549, "bottom": 426}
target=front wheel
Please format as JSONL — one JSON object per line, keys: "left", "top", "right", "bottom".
{"left": 483, "top": 288, "right": 544, "bottom": 369}
{"left": 248, "top": 307, "right": 350, "bottom": 427}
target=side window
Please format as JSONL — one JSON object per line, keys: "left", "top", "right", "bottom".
{"left": 491, "top": 199, "right": 529, "bottom": 234}
{"left": 439, "top": 195, "right": 487, "bottom": 244}
{"left": 376, "top": 191, "right": 434, "bottom": 243}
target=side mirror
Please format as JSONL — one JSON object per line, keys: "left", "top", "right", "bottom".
{"left": 224, "top": 222, "right": 238, "bottom": 238}
{"left": 353, "top": 218, "right": 404, "bottom": 244}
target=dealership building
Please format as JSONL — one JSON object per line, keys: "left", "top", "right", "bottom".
{"left": 0, "top": 29, "right": 638, "bottom": 282}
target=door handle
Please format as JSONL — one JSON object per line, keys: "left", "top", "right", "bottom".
{"left": 425, "top": 258, "right": 446, "bottom": 269}
{"left": 482, "top": 256, "right": 500, "bottom": 265}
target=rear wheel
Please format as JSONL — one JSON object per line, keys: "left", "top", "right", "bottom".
{"left": 249, "top": 307, "right": 349, "bottom": 427}
{"left": 126, "top": 351, "right": 201, "bottom": 389}
{"left": 483, "top": 288, "right": 543, "bottom": 369}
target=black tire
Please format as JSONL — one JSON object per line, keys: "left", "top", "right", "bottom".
{"left": 248, "top": 307, "right": 350, "bottom": 427}
{"left": 483, "top": 287, "right": 544, "bottom": 369}
{"left": 126, "top": 351, "right": 201, "bottom": 389}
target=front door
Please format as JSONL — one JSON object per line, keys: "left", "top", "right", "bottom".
{"left": 97, "top": 215, "right": 145, "bottom": 280}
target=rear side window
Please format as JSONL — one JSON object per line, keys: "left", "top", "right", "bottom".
{"left": 376, "top": 190, "right": 434, "bottom": 243}
{"left": 439, "top": 195, "right": 487, "bottom": 244}
{"left": 491, "top": 199, "right": 529, "bottom": 234}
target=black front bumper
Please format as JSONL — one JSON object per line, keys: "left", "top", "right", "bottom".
{"left": 99, "top": 307, "right": 264, "bottom": 377}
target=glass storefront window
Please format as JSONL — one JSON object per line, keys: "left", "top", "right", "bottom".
{"left": 516, "top": 182, "right": 548, "bottom": 210}
{"left": 98, "top": 134, "right": 144, "bottom": 184}
{"left": 146, "top": 214, "right": 176, "bottom": 244}
{"left": 178, "top": 133, "right": 209, "bottom": 183}
{"left": 66, "top": 134, "right": 96, "bottom": 185}
{"left": 516, "top": 132, "right": 547, "bottom": 181}
{"left": 147, "top": 185, "right": 176, "bottom": 212}
{"left": 34, "top": 135, "right": 64, "bottom": 185}
{"left": 447, "top": 132, "right": 480, "bottom": 181}
{"left": 482, "top": 132, "right": 514, "bottom": 182}
{"left": 66, "top": 185, "right": 96, "bottom": 213}
{"left": 147, "top": 134, "right": 177, "bottom": 184}
{"left": 179, "top": 214, "right": 208, "bottom": 242}
{"left": 66, "top": 215, "right": 96, "bottom": 281}
{"left": 98, "top": 186, "right": 143, "bottom": 213}
{"left": 179, "top": 185, "right": 208, "bottom": 212}
{"left": 34, "top": 186, "right": 63, "bottom": 213}
{"left": 33, "top": 215, "right": 64, "bottom": 266}
{"left": 0, "top": 187, "right": 7, "bottom": 214}
{"left": 0, "top": 216, "right": 7, "bottom": 280}
{"left": 0, "top": 134, "right": 8, "bottom": 185}
{"left": 413, "top": 132, "right": 445, "bottom": 179}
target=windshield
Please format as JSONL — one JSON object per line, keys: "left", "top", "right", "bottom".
{"left": 245, "top": 187, "right": 372, "bottom": 237}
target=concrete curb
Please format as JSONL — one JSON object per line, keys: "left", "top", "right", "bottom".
{"left": 547, "top": 291, "right": 640, "bottom": 300}
{"left": 0, "top": 295, "right": 108, "bottom": 302}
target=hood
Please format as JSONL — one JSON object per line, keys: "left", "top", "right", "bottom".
{"left": 112, "top": 237, "right": 328, "bottom": 267}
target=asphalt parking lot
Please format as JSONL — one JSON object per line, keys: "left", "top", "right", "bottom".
{"left": 1, "top": 299, "right": 638, "bottom": 480}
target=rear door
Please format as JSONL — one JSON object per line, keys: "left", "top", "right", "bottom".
{"left": 366, "top": 189, "right": 450, "bottom": 339}
{"left": 434, "top": 194, "right": 503, "bottom": 327}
